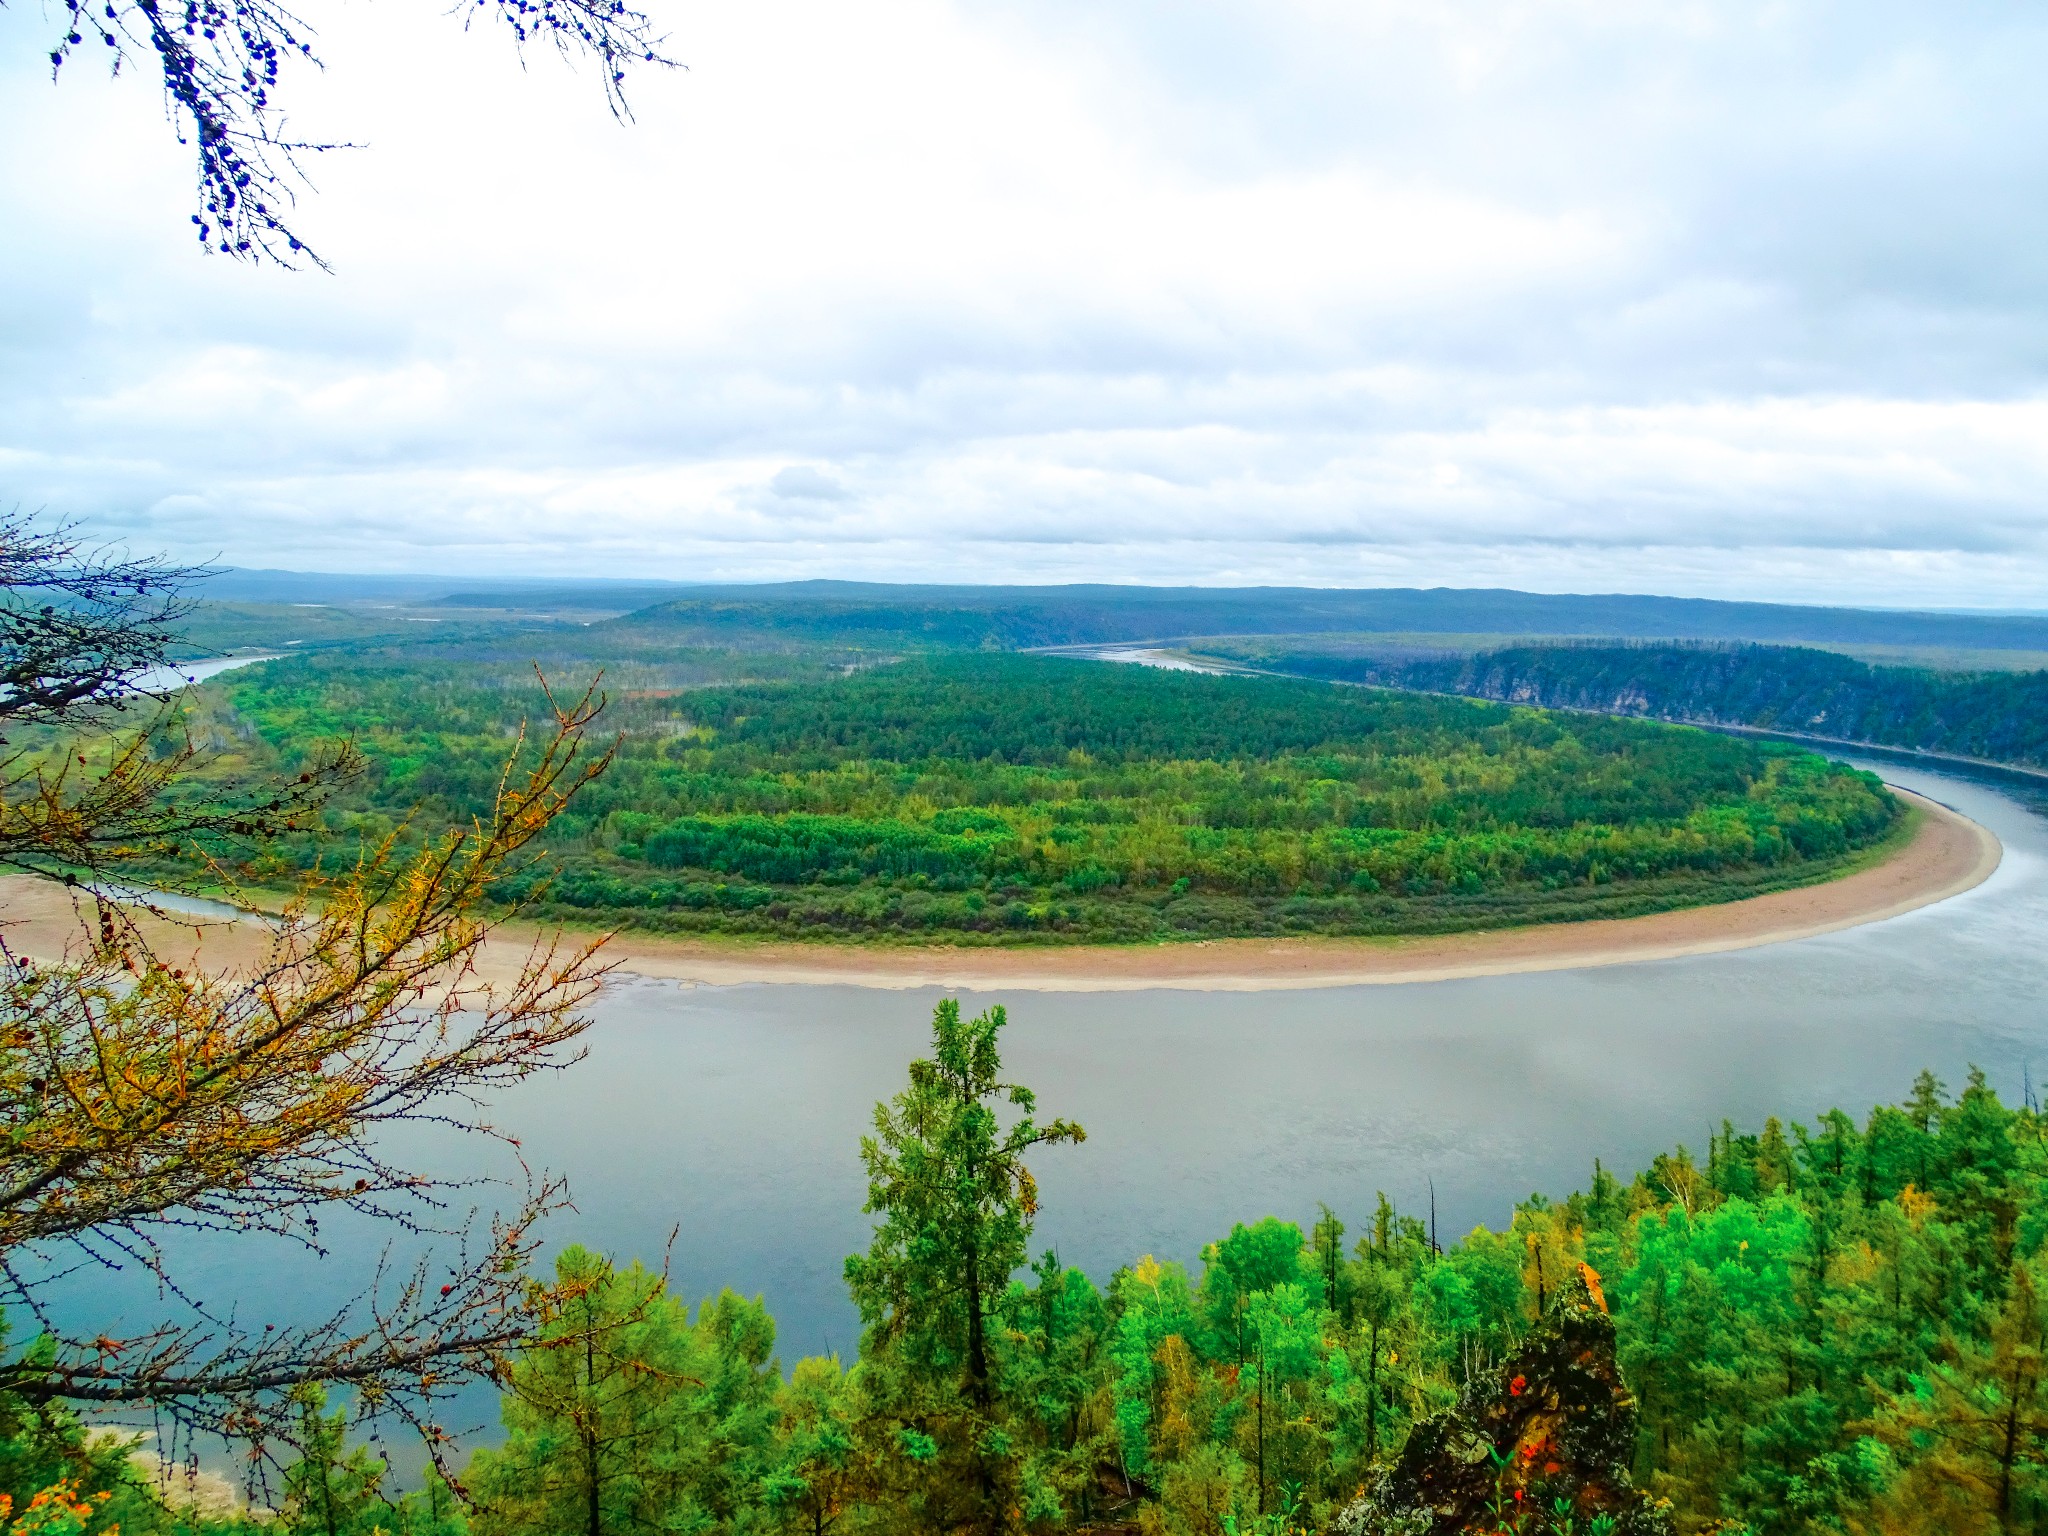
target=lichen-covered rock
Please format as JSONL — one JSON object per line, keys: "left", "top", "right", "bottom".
{"left": 1330, "top": 1264, "right": 1674, "bottom": 1536}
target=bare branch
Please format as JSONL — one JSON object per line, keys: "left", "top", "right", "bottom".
{"left": 40, "top": 0, "right": 679, "bottom": 266}
{"left": 0, "top": 672, "right": 618, "bottom": 1448}
{"left": 0, "top": 512, "right": 203, "bottom": 734}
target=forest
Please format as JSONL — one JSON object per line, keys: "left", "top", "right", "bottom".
{"left": 11, "top": 1000, "right": 2047, "bottom": 1536}
{"left": 179, "top": 652, "right": 1905, "bottom": 942}
{"left": 1225, "top": 642, "right": 2048, "bottom": 774}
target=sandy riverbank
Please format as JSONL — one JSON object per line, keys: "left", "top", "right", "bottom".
{"left": 0, "top": 787, "right": 2001, "bottom": 994}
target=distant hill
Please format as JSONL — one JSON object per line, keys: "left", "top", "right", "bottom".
{"left": 193, "top": 573, "right": 2048, "bottom": 655}
{"left": 600, "top": 582, "right": 2048, "bottom": 652}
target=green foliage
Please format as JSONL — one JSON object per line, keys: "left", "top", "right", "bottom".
{"left": 760, "top": 1355, "right": 856, "bottom": 1536}
{"left": 1199, "top": 1220, "right": 1323, "bottom": 1364}
{"left": 427, "top": 1035, "right": 2048, "bottom": 1536}
{"left": 580, "top": 584, "right": 2048, "bottom": 659}
{"left": 469, "top": 1247, "right": 780, "bottom": 1536}
{"left": 0, "top": 1365, "right": 273, "bottom": 1536}
{"left": 842, "top": 1000, "right": 1087, "bottom": 1534}
{"left": 0, "top": 1407, "right": 173, "bottom": 1536}
{"left": 281, "top": 1387, "right": 393, "bottom": 1536}
{"left": 198, "top": 652, "right": 1900, "bottom": 943}
{"left": 1256, "top": 638, "right": 2048, "bottom": 771}
{"left": 272, "top": 1388, "right": 466, "bottom": 1536}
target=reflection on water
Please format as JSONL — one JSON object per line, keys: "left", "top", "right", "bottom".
{"left": 103, "top": 886, "right": 261, "bottom": 923}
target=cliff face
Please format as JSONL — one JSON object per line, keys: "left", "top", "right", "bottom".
{"left": 1331, "top": 1266, "right": 1673, "bottom": 1536}
{"left": 1257, "top": 642, "right": 2048, "bottom": 772}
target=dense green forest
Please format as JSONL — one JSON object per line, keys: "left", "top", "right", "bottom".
{"left": 182, "top": 652, "right": 1902, "bottom": 942}
{"left": 17, "top": 1003, "right": 2048, "bottom": 1535}
{"left": 1223, "top": 642, "right": 2048, "bottom": 774}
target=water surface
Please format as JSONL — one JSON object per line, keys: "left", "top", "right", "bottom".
{"left": 492, "top": 758, "right": 2048, "bottom": 1359}
{"left": 124, "top": 654, "right": 279, "bottom": 695}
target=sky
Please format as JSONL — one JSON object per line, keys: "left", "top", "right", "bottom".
{"left": 5, "top": 1, "right": 2048, "bottom": 603}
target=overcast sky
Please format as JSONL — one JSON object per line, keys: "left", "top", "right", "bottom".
{"left": 6, "top": 1, "right": 2048, "bottom": 602}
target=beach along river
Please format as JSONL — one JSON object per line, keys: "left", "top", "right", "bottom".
{"left": 36, "top": 757, "right": 2048, "bottom": 1448}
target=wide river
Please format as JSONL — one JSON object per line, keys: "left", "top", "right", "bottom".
{"left": 49, "top": 755, "right": 2048, "bottom": 1448}
{"left": 479, "top": 754, "right": 2048, "bottom": 1363}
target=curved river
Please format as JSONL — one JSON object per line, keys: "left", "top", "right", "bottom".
{"left": 44, "top": 756, "right": 2048, "bottom": 1449}
{"left": 490, "top": 756, "right": 2048, "bottom": 1361}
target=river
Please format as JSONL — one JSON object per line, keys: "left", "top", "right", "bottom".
{"left": 477, "top": 755, "right": 2047, "bottom": 1363}
{"left": 43, "top": 756, "right": 2048, "bottom": 1447}
{"left": 123, "top": 654, "right": 280, "bottom": 695}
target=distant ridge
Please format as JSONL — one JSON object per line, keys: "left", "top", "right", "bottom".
{"left": 195, "top": 572, "right": 2048, "bottom": 652}
{"left": 603, "top": 582, "right": 2048, "bottom": 652}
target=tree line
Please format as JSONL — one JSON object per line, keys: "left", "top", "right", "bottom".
{"left": 593, "top": 585, "right": 2048, "bottom": 657}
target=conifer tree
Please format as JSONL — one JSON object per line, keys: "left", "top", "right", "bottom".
{"left": 1109, "top": 1257, "right": 1199, "bottom": 1482}
{"left": 763, "top": 1356, "right": 856, "bottom": 1536}
{"left": 843, "top": 999, "right": 1084, "bottom": 1535}
{"left": 282, "top": 1387, "right": 390, "bottom": 1536}
{"left": 1001, "top": 1253, "right": 1112, "bottom": 1526}
{"left": 1239, "top": 1283, "right": 1323, "bottom": 1516}
{"left": 1350, "top": 1262, "right": 1408, "bottom": 1468}
{"left": 1311, "top": 1207, "right": 1349, "bottom": 1326}
{"left": 472, "top": 1248, "right": 784, "bottom": 1536}
{"left": 1864, "top": 1258, "right": 2048, "bottom": 1534}
{"left": 0, "top": 515, "right": 620, "bottom": 1460}
{"left": 472, "top": 1249, "right": 673, "bottom": 1536}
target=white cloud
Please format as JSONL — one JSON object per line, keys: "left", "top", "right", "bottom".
{"left": 4, "top": 0, "right": 2048, "bottom": 602}
{"left": 769, "top": 466, "right": 850, "bottom": 502}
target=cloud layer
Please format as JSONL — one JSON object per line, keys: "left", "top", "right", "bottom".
{"left": 6, "top": 0, "right": 2048, "bottom": 601}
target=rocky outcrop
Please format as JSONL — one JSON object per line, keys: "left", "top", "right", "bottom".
{"left": 1331, "top": 1265, "right": 1673, "bottom": 1536}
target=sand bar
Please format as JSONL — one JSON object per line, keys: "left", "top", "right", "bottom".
{"left": 1, "top": 786, "right": 1991, "bottom": 994}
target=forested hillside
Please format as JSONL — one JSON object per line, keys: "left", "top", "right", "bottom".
{"left": 28, "top": 1005, "right": 2048, "bottom": 1536}
{"left": 1238, "top": 642, "right": 2048, "bottom": 771}
{"left": 192, "top": 652, "right": 1902, "bottom": 942}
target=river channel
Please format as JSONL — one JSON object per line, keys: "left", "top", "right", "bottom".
{"left": 473, "top": 755, "right": 2047, "bottom": 1363}
{"left": 43, "top": 757, "right": 2048, "bottom": 1446}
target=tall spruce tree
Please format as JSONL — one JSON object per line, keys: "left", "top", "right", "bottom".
{"left": 843, "top": 1000, "right": 1084, "bottom": 1535}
